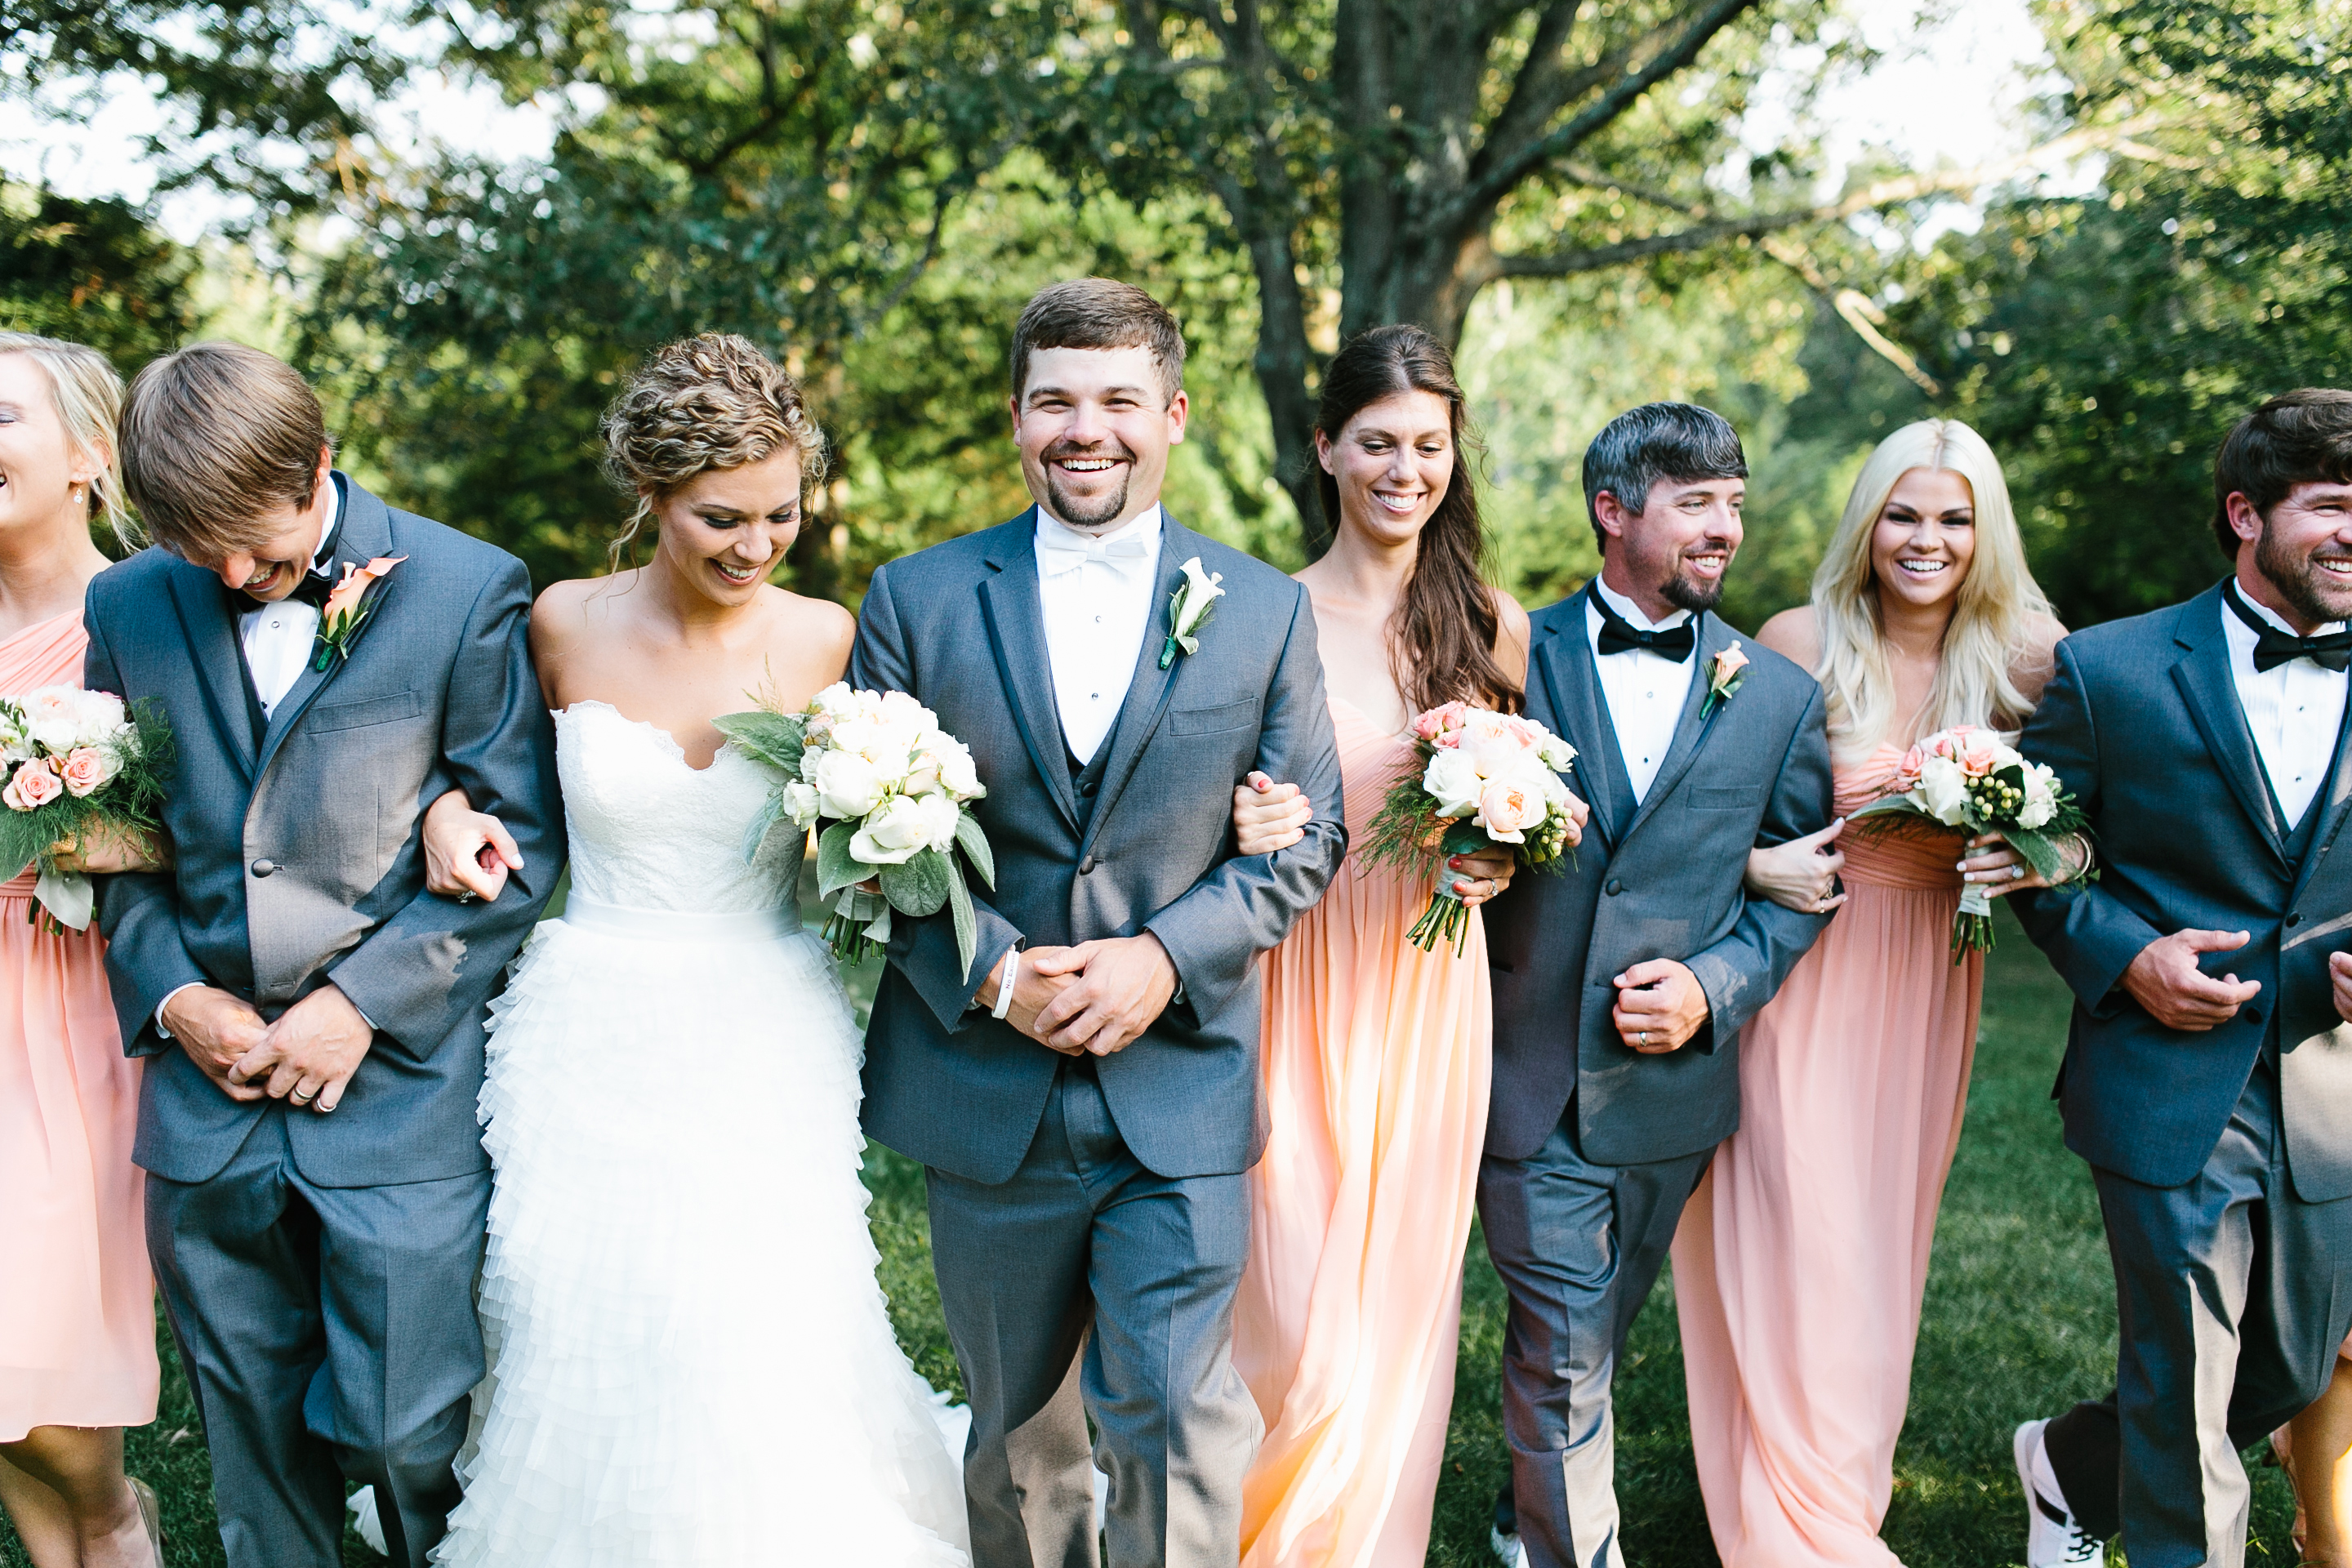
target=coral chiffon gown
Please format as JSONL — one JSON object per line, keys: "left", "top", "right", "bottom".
{"left": 1670, "top": 744, "right": 1983, "bottom": 1566}
{"left": 0, "top": 610, "right": 157, "bottom": 1442}
{"left": 1235, "top": 695, "right": 1493, "bottom": 1568}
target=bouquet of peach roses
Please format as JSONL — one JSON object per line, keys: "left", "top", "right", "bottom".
{"left": 1360, "top": 702, "right": 1584, "bottom": 956}
{"left": 0, "top": 687, "right": 174, "bottom": 931}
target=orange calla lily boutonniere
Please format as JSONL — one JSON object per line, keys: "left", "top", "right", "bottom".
{"left": 310, "top": 555, "right": 408, "bottom": 671}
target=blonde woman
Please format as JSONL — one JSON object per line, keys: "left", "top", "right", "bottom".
{"left": 1668, "top": 420, "right": 2079, "bottom": 1566}
{"left": 0, "top": 334, "right": 167, "bottom": 1568}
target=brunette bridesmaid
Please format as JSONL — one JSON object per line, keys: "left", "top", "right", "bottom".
{"left": 0, "top": 334, "right": 167, "bottom": 1567}
{"left": 1226, "top": 324, "right": 1562, "bottom": 1568}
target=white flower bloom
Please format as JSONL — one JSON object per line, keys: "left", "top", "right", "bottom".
{"left": 1917, "top": 755, "right": 1970, "bottom": 824}
{"left": 782, "top": 780, "right": 822, "bottom": 828}
{"left": 912, "top": 789, "right": 964, "bottom": 853}
{"left": 1423, "top": 750, "right": 1485, "bottom": 818}
{"left": 2017, "top": 763, "right": 2059, "bottom": 829}
{"left": 1174, "top": 557, "right": 1226, "bottom": 637}
{"left": 813, "top": 748, "right": 887, "bottom": 820}
{"left": 21, "top": 688, "right": 84, "bottom": 753}
{"left": 849, "top": 793, "right": 933, "bottom": 865}
{"left": 935, "top": 741, "right": 983, "bottom": 800}
{"left": 72, "top": 690, "right": 127, "bottom": 743}
{"left": 1535, "top": 733, "right": 1577, "bottom": 773}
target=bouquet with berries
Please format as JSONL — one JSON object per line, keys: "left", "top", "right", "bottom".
{"left": 1851, "top": 724, "right": 2093, "bottom": 959}
{"left": 0, "top": 687, "right": 175, "bottom": 931}
{"left": 1360, "top": 702, "right": 1584, "bottom": 956}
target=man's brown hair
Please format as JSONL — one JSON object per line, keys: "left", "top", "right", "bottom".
{"left": 1009, "top": 279, "right": 1185, "bottom": 408}
{"left": 2211, "top": 387, "right": 2352, "bottom": 558}
{"left": 120, "top": 342, "right": 330, "bottom": 558}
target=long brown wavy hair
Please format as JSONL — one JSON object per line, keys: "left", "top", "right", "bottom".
{"left": 1313, "top": 324, "right": 1521, "bottom": 715}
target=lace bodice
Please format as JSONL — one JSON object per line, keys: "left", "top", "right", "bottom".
{"left": 554, "top": 701, "right": 803, "bottom": 915}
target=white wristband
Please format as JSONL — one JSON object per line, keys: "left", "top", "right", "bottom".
{"left": 991, "top": 947, "right": 1021, "bottom": 1020}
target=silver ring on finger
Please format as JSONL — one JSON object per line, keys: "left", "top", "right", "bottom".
{"left": 456, "top": 889, "right": 479, "bottom": 904}
{"left": 1637, "top": 1029, "right": 1649, "bottom": 1046}
{"left": 314, "top": 1097, "right": 337, "bottom": 1114}
{"left": 289, "top": 1088, "right": 315, "bottom": 1106}
{"left": 2010, "top": 863, "right": 2025, "bottom": 880}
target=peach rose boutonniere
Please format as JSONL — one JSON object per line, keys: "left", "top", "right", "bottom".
{"left": 1699, "top": 641, "right": 1751, "bottom": 719}
{"left": 311, "top": 555, "right": 408, "bottom": 672}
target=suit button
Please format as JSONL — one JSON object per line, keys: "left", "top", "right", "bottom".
{"left": 2247, "top": 1005, "right": 2265, "bottom": 1025}
{"left": 2286, "top": 912, "right": 2304, "bottom": 927}
{"left": 1080, "top": 854, "right": 1098, "bottom": 874}
{"left": 1605, "top": 879, "right": 1624, "bottom": 896}
{"left": 251, "top": 859, "right": 278, "bottom": 877}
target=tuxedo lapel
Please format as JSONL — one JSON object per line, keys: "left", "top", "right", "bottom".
{"left": 2293, "top": 696, "right": 2352, "bottom": 903}
{"left": 255, "top": 477, "right": 395, "bottom": 777}
{"left": 1533, "top": 590, "right": 1629, "bottom": 851}
{"left": 1624, "top": 611, "right": 1732, "bottom": 839}
{"left": 2169, "top": 587, "right": 2290, "bottom": 868}
{"left": 166, "top": 568, "right": 259, "bottom": 783}
{"left": 1083, "top": 519, "right": 1195, "bottom": 849}
{"left": 976, "top": 511, "right": 1082, "bottom": 835}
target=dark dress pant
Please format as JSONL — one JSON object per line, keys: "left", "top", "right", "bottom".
{"left": 2044, "top": 1062, "right": 2352, "bottom": 1566}
{"left": 1477, "top": 1099, "right": 1713, "bottom": 1568}
{"left": 924, "top": 1058, "right": 1258, "bottom": 1568}
{"left": 145, "top": 1108, "right": 489, "bottom": 1568}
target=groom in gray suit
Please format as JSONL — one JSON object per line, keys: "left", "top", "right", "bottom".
{"left": 850, "top": 280, "right": 1346, "bottom": 1567}
{"left": 87, "top": 344, "right": 562, "bottom": 1568}
{"left": 1480, "top": 403, "right": 1835, "bottom": 1568}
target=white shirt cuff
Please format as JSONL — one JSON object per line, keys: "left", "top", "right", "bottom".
{"left": 154, "top": 981, "right": 205, "bottom": 1040}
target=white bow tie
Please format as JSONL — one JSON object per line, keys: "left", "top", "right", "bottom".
{"left": 1039, "top": 528, "right": 1152, "bottom": 577}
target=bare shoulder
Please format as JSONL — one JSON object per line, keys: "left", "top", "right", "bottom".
{"left": 2011, "top": 611, "right": 2069, "bottom": 706}
{"left": 762, "top": 587, "right": 857, "bottom": 686}
{"left": 1489, "top": 586, "right": 1532, "bottom": 683}
{"left": 1754, "top": 604, "right": 1820, "bottom": 670}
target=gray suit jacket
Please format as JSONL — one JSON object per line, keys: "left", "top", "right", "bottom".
{"left": 85, "top": 474, "right": 564, "bottom": 1188}
{"left": 1482, "top": 586, "right": 1836, "bottom": 1165}
{"left": 2011, "top": 583, "right": 2352, "bottom": 1196}
{"left": 850, "top": 510, "right": 1347, "bottom": 1184}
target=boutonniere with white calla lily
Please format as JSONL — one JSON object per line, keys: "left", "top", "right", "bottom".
{"left": 310, "top": 555, "right": 408, "bottom": 671}
{"left": 1699, "top": 641, "right": 1750, "bottom": 719}
{"left": 1159, "top": 556, "right": 1225, "bottom": 669}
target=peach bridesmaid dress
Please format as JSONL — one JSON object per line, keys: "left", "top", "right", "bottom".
{"left": 1234, "top": 696, "right": 1493, "bottom": 1568}
{"left": 1670, "top": 743, "right": 1983, "bottom": 1566}
{"left": 0, "top": 610, "right": 157, "bottom": 1442}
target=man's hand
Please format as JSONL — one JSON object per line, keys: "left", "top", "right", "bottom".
{"left": 2331, "top": 951, "right": 2352, "bottom": 1026}
{"left": 1027, "top": 935, "right": 1181, "bottom": 1057}
{"left": 1612, "top": 960, "right": 1709, "bottom": 1054}
{"left": 160, "top": 987, "right": 271, "bottom": 1102}
{"left": 2122, "top": 929, "right": 2262, "bottom": 1031}
{"left": 979, "top": 946, "right": 1083, "bottom": 1051}
{"left": 228, "top": 985, "right": 376, "bottom": 1114}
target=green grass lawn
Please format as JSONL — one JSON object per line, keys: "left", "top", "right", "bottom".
{"left": 4, "top": 906, "right": 2301, "bottom": 1565}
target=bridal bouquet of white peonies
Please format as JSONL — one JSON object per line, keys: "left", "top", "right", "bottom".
{"left": 1359, "top": 702, "right": 1584, "bottom": 956}
{"left": 718, "top": 683, "right": 997, "bottom": 975}
{"left": 1851, "top": 724, "right": 2093, "bottom": 959}
{"left": 0, "top": 686, "right": 174, "bottom": 931}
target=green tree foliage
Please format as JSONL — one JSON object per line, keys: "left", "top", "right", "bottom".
{"left": 0, "top": 183, "right": 197, "bottom": 364}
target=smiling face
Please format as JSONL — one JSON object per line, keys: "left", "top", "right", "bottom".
{"left": 2232, "top": 479, "right": 2352, "bottom": 630}
{"left": 173, "top": 445, "right": 336, "bottom": 600}
{"left": 1318, "top": 389, "right": 1454, "bottom": 549}
{"left": 1869, "top": 466, "right": 1977, "bottom": 614}
{"left": 650, "top": 449, "right": 804, "bottom": 606}
{"left": 1597, "top": 474, "right": 1746, "bottom": 617}
{"left": 1010, "top": 345, "right": 1187, "bottom": 533}
{"left": 0, "top": 353, "right": 102, "bottom": 537}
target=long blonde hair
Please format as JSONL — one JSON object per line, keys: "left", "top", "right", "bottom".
{"left": 0, "top": 332, "right": 131, "bottom": 550}
{"left": 1811, "top": 418, "right": 2050, "bottom": 757}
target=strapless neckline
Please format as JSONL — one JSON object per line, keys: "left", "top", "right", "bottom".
{"left": 557, "top": 699, "right": 741, "bottom": 775}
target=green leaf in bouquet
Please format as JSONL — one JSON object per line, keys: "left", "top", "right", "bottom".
{"left": 816, "top": 822, "right": 864, "bottom": 898}
{"left": 953, "top": 808, "right": 996, "bottom": 890}
{"left": 2000, "top": 826, "right": 2078, "bottom": 885}
{"left": 710, "top": 710, "right": 808, "bottom": 777}
{"left": 740, "top": 790, "right": 788, "bottom": 865}
{"left": 944, "top": 855, "right": 978, "bottom": 981}
{"left": 1436, "top": 820, "right": 1494, "bottom": 858}
{"left": 1846, "top": 795, "right": 1924, "bottom": 822}
{"left": 880, "top": 847, "right": 952, "bottom": 917}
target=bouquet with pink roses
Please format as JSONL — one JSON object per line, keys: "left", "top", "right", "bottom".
{"left": 0, "top": 687, "right": 174, "bottom": 930}
{"left": 1851, "top": 723, "right": 2092, "bottom": 958}
{"left": 1360, "top": 702, "right": 1584, "bottom": 956}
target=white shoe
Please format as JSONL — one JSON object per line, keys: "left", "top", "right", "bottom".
{"left": 1491, "top": 1525, "right": 1528, "bottom": 1568}
{"left": 2014, "top": 1419, "right": 2106, "bottom": 1566}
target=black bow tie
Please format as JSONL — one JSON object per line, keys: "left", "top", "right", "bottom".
{"left": 1593, "top": 594, "right": 1697, "bottom": 662}
{"left": 2225, "top": 582, "right": 2352, "bottom": 674}
{"left": 233, "top": 567, "right": 333, "bottom": 612}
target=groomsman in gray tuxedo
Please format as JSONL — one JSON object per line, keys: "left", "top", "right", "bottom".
{"left": 2009, "top": 390, "right": 2352, "bottom": 1568}
{"left": 850, "top": 280, "right": 1346, "bottom": 1567}
{"left": 87, "top": 345, "right": 562, "bottom": 1568}
{"left": 1480, "top": 403, "right": 1836, "bottom": 1568}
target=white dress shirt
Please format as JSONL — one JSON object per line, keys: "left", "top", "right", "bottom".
{"left": 1586, "top": 577, "right": 1699, "bottom": 804}
{"left": 1035, "top": 505, "right": 1163, "bottom": 765}
{"left": 2223, "top": 588, "right": 2348, "bottom": 830}
{"left": 240, "top": 480, "right": 342, "bottom": 717}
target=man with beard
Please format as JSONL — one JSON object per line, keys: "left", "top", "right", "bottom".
{"left": 1478, "top": 403, "right": 1836, "bottom": 1568}
{"left": 2009, "top": 390, "right": 2352, "bottom": 1567}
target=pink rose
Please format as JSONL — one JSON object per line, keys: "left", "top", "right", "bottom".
{"left": 60, "top": 746, "right": 114, "bottom": 797}
{"left": 5, "top": 758, "right": 62, "bottom": 811}
{"left": 1959, "top": 742, "right": 1999, "bottom": 777}
{"left": 1411, "top": 706, "right": 1448, "bottom": 741}
{"left": 1434, "top": 730, "right": 1463, "bottom": 749}
{"left": 1477, "top": 777, "right": 1543, "bottom": 840}
{"left": 1891, "top": 744, "right": 1927, "bottom": 791}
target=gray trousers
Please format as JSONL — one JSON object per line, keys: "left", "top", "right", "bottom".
{"left": 924, "top": 1059, "right": 1258, "bottom": 1568}
{"left": 2042, "top": 1062, "right": 2352, "bottom": 1566}
{"left": 1477, "top": 1102, "right": 1712, "bottom": 1568}
{"left": 145, "top": 1108, "right": 489, "bottom": 1568}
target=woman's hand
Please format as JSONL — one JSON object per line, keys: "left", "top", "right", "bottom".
{"left": 1958, "top": 830, "right": 2086, "bottom": 898}
{"left": 48, "top": 822, "right": 170, "bottom": 875}
{"left": 423, "top": 788, "right": 522, "bottom": 902}
{"left": 1744, "top": 819, "right": 1846, "bottom": 914}
{"left": 1448, "top": 846, "right": 1517, "bottom": 909}
{"left": 1232, "top": 772, "right": 1312, "bottom": 855}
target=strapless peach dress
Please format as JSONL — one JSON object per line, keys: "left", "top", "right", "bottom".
{"left": 0, "top": 610, "right": 156, "bottom": 1441}
{"left": 1670, "top": 744, "right": 1983, "bottom": 1566}
{"left": 1234, "top": 696, "right": 1493, "bottom": 1568}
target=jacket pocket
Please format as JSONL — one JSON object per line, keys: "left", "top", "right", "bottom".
{"left": 1686, "top": 784, "right": 1760, "bottom": 812}
{"left": 309, "top": 690, "right": 423, "bottom": 733}
{"left": 1169, "top": 696, "right": 1261, "bottom": 736}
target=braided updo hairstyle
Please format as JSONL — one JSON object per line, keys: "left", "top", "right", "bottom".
{"left": 599, "top": 333, "right": 827, "bottom": 571}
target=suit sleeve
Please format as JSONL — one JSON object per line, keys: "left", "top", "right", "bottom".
{"left": 852, "top": 564, "right": 1027, "bottom": 1030}
{"left": 326, "top": 559, "right": 564, "bottom": 1055}
{"left": 2009, "top": 637, "right": 2155, "bottom": 1011}
{"left": 1143, "top": 582, "right": 1348, "bottom": 1024}
{"left": 85, "top": 579, "right": 207, "bottom": 1059}
{"left": 1684, "top": 679, "right": 1836, "bottom": 1049}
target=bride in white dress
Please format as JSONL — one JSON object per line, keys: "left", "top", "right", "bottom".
{"left": 416, "top": 335, "right": 969, "bottom": 1566}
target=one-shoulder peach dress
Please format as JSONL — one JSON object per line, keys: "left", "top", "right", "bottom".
{"left": 0, "top": 610, "right": 157, "bottom": 1441}
{"left": 1234, "top": 696, "right": 1493, "bottom": 1568}
{"left": 1670, "top": 745, "right": 1982, "bottom": 1566}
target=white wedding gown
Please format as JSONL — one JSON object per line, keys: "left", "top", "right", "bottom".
{"left": 429, "top": 701, "right": 972, "bottom": 1566}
